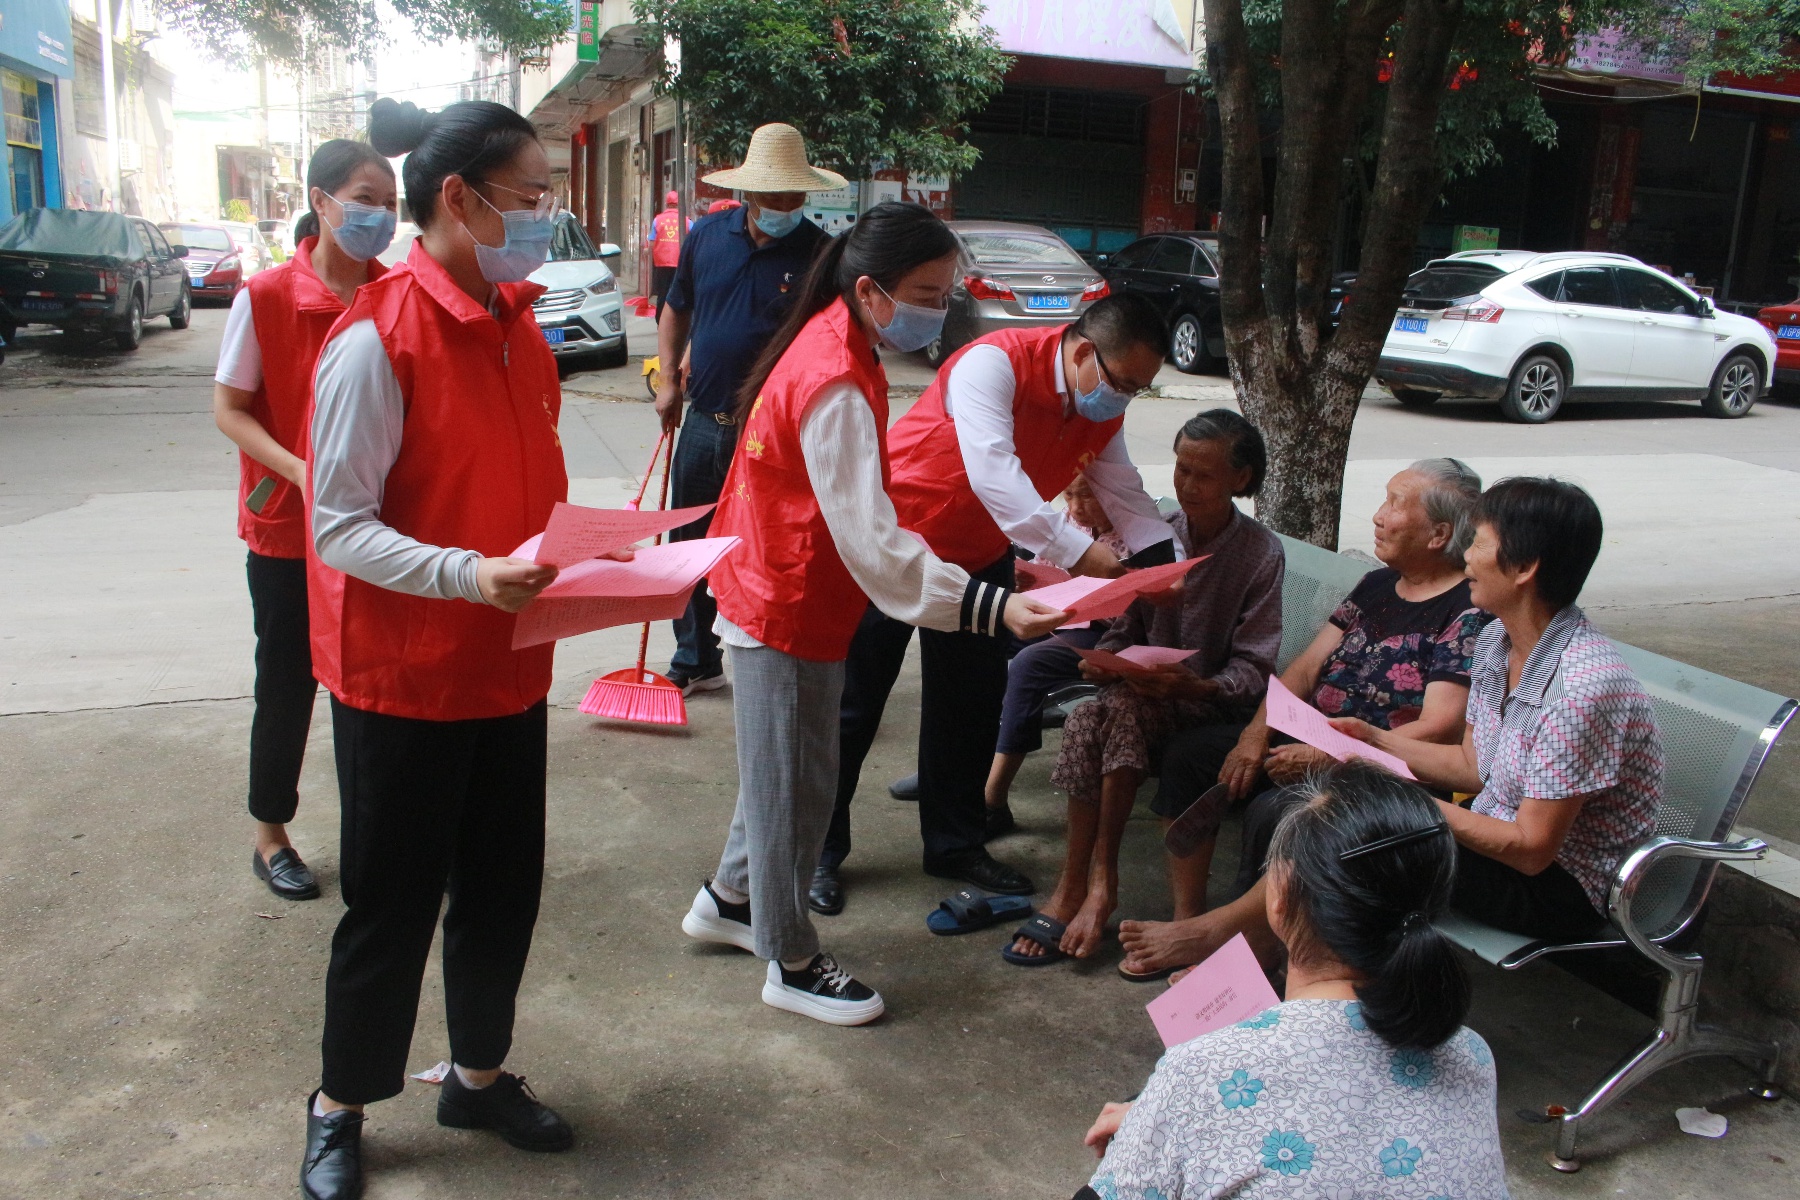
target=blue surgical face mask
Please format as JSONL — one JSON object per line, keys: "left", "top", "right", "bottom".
{"left": 321, "top": 194, "right": 395, "bottom": 262}
{"left": 466, "top": 188, "right": 554, "bottom": 283}
{"left": 872, "top": 281, "right": 947, "bottom": 353}
{"left": 752, "top": 203, "right": 803, "bottom": 239}
{"left": 1073, "top": 349, "right": 1134, "bottom": 422}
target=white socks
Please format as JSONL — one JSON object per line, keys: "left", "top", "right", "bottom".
{"left": 711, "top": 880, "right": 749, "bottom": 905}
{"left": 312, "top": 1093, "right": 330, "bottom": 1117}
{"left": 453, "top": 1064, "right": 493, "bottom": 1090}
{"left": 780, "top": 956, "right": 815, "bottom": 972}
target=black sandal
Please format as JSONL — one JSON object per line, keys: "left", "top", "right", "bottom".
{"left": 1001, "top": 914, "right": 1068, "bottom": 966}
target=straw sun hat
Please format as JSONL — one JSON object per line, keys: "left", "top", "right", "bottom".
{"left": 702, "top": 123, "right": 847, "bottom": 193}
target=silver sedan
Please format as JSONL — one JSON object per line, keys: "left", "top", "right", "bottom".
{"left": 924, "top": 221, "right": 1110, "bottom": 367}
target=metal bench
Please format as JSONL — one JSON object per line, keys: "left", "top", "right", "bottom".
{"left": 1273, "top": 532, "right": 1796, "bottom": 1170}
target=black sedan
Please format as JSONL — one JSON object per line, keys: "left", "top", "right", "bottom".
{"left": 1098, "top": 232, "right": 1227, "bottom": 373}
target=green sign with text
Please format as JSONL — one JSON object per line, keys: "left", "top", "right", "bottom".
{"left": 577, "top": 1, "right": 600, "bottom": 62}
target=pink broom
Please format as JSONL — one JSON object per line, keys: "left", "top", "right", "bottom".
{"left": 578, "top": 432, "right": 688, "bottom": 726}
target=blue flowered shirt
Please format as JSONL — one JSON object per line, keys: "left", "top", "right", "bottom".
{"left": 1089, "top": 999, "right": 1508, "bottom": 1199}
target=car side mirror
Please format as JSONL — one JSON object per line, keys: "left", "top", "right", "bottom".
{"left": 598, "top": 243, "right": 623, "bottom": 259}
{"left": 1095, "top": 253, "right": 1110, "bottom": 266}
{"left": 1696, "top": 296, "right": 1714, "bottom": 318}
{"left": 170, "top": 244, "right": 189, "bottom": 258}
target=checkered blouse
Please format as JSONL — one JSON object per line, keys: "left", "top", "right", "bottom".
{"left": 1467, "top": 607, "right": 1664, "bottom": 912}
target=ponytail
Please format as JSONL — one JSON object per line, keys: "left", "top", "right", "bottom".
{"left": 294, "top": 211, "right": 319, "bottom": 241}
{"left": 1266, "top": 761, "right": 1470, "bottom": 1050}
{"left": 732, "top": 201, "right": 956, "bottom": 421}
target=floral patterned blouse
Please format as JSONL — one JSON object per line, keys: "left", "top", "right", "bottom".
{"left": 1087, "top": 999, "right": 1509, "bottom": 1199}
{"left": 1311, "top": 569, "right": 1488, "bottom": 731}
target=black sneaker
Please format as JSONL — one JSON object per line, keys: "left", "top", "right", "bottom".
{"left": 681, "top": 881, "right": 755, "bottom": 952}
{"left": 300, "top": 1092, "right": 364, "bottom": 1200}
{"left": 436, "top": 1070, "right": 573, "bottom": 1152}
{"left": 666, "top": 667, "right": 728, "bottom": 697}
{"left": 761, "top": 953, "right": 885, "bottom": 1026}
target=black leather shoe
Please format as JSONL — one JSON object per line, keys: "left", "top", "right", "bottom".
{"left": 984, "top": 804, "right": 1018, "bottom": 842}
{"left": 254, "top": 847, "right": 321, "bottom": 901}
{"left": 807, "top": 865, "right": 844, "bottom": 915}
{"left": 888, "top": 773, "right": 920, "bottom": 801}
{"left": 437, "top": 1070, "right": 573, "bottom": 1152}
{"left": 300, "top": 1092, "right": 364, "bottom": 1200}
{"left": 924, "top": 850, "right": 1034, "bottom": 896}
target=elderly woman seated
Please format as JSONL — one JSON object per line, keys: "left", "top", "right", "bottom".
{"left": 1004, "top": 410, "right": 1283, "bottom": 965}
{"left": 1334, "top": 476, "right": 1663, "bottom": 940}
{"left": 1119, "top": 458, "right": 1488, "bottom": 979}
{"left": 1077, "top": 762, "right": 1508, "bottom": 1200}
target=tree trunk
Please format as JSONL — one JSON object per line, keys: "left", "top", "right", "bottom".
{"left": 1205, "top": 0, "right": 1465, "bottom": 549}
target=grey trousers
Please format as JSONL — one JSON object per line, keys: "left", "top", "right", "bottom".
{"left": 714, "top": 642, "right": 845, "bottom": 963}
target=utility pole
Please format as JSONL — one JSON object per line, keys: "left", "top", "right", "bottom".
{"left": 96, "top": 0, "right": 123, "bottom": 211}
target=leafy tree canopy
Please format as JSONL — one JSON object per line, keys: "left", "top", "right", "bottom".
{"left": 632, "top": 0, "right": 1012, "bottom": 180}
{"left": 156, "top": 0, "right": 570, "bottom": 68}
{"left": 1219, "top": 0, "right": 1800, "bottom": 186}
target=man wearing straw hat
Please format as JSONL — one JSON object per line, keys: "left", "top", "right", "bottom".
{"left": 655, "top": 123, "right": 840, "bottom": 695}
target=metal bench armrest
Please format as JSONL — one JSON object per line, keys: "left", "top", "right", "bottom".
{"left": 1608, "top": 835, "right": 1767, "bottom": 970}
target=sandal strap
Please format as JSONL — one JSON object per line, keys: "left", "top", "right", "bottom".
{"left": 938, "top": 888, "right": 994, "bottom": 926}
{"left": 1013, "top": 913, "right": 1066, "bottom": 950}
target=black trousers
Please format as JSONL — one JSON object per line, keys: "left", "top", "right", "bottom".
{"left": 246, "top": 552, "right": 317, "bottom": 824}
{"left": 651, "top": 265, "right": 677, "bottom": 320}
{"left": 1451, "top": 845, "right": 1607, "bottom": 941}
{"left": 822, "top": 554, "right": 1015, "bottom": 871}
{"left": 321, "top": 698, "right": 548, "bottom": 1105}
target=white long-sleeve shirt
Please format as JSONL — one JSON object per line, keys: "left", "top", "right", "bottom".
{"left": 717, "top": 381, "right": 995, "bottom": 650}
{"left": 309, "top": 318, "right": 487, "bottom": 603}
{"left": 944, "top": 343, "right": 1173, "bottom": 569}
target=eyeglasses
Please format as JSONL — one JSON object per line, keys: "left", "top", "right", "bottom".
{"left": 1091, "top": 344, "right": 1155, "bottom": 399}
{"left": 475, "top": 179, "right": 562, "bottom": 221}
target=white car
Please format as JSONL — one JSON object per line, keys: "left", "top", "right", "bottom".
{"left": 380, "top": 213, "right": 627, "bottom": 369}
{"left": 1374, "top": 250, "right": 1778, "bottom": 423}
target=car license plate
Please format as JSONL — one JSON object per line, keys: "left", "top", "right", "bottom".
{"left": 1779, "top": 325, "right": 1800, "bottom": 341}
{"left": 1025, "top": 292, "right": 1072, "bottom": 311}
{"left": 190, "top": 273, "right": 207, "bottom": 284}
{"left": 21, "top": 298, "right": 62, "bottom": 312}
{"left": 542, "top": 326, "right": 567, "bottom": 345}
{"left": 1394, "top": 314, "right": 1429, "bottom": 334}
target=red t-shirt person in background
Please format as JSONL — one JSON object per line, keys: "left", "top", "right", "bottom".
{"left": 647, "top": 188, "right": 684, "bottom": 317}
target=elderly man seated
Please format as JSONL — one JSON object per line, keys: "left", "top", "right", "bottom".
{"left": 1118, "top": 459, "right": 1488, "bottom": 979}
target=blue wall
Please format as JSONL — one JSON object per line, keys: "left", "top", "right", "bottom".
{"left": 0, "top": 0, "right": 75, "bottom": 80}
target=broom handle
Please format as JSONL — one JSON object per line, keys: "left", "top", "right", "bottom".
{"left": 633, "top": 430, "right": 677, "bottom": 679}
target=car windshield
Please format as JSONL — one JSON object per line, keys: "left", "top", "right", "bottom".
{"left": 549, "top": 215, "right": 598, "bottom": 262}
{"left": 167, "top": 226, "right": 233, "bottom": 252}
{"left": 1403, "top": 262, "right": 1506, "bottom": 302}
{"left": 961, "top": 234, "right": 1084, "bottom": 267}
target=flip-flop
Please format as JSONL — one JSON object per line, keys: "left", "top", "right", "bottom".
{"left": 927, "top": 888, "right": 1032, "bottom": 936}
{"left": 1001, "top": 913, "right": 1068, "bottom": 966}
{"left": 1117, "top": 960, "right": 1180, "bottom": 983}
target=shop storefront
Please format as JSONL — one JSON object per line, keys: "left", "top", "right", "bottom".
{"left": 0, "top": 0, "right": 73, "bottom": 223}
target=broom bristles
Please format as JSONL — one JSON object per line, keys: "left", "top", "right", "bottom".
{"left": 580, "top": 671, "right": 688, "bottom": 726}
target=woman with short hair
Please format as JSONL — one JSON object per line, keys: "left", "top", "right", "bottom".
{"left": 1119, "top": 458, "right": 1488, "bottom": 979}
{"left": 1079, "top": 762, "right": 1508, "bottom": 1199}
{"left": 1005, "top": 409, "right": 1285, "bottom": 965}
{"left": 1337, "top": 476, "right": 1663, "bottom": 940}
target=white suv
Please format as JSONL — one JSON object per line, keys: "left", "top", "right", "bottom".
{"left": 1374, "top": 250, "right": 1777, "bottom": 423}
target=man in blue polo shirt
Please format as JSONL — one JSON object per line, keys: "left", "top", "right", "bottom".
{"left": 654, "top": 123, "right": 841, "bottom": 693}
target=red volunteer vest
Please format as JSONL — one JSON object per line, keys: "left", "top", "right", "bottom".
{"left": 886, "top": 325, "right": 1125, "bottom": 570}
{"left": 306, "top": 240, "right": 569, "bottom": 722}
{"left": 708, "top": 298, "right": 889, "bottom": 662}
{"left": 237, "top": 238, "right": 386, "bottom": 558}
{"left": 651, "top": 209, "right": 682, "bottom": 267}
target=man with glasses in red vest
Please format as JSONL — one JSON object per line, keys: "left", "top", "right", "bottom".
{"left": 810, "top": 292, "right": 1178, "bottom": 913}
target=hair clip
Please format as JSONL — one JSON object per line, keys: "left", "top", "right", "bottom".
{"left": 1338, "top": 822, "right": 1448, "bottom": 863}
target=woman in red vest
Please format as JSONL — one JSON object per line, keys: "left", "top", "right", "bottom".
{"left": 212, "top": 140, "right": 396, "bottom": 903}
{"left": 296, "top": 98, "right": 612, "bottom": 1200}
{"left": 680, "top": 202, "right": 1067, "bottom": 1026}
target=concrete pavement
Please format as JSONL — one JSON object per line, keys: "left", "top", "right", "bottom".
{"left": 2, "top": 306, "right": 1799, "bottom": 1197}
